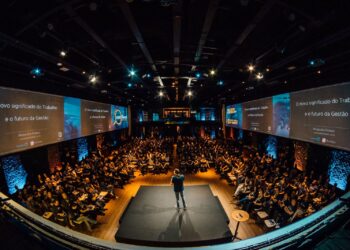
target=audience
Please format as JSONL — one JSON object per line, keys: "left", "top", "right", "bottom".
{"left": 14, "top": 135, "right": 340, "bottom": 232}
{"left": 15, "top": 137, "right": 172, "bottom": 231}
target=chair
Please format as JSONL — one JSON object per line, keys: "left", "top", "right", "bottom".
{"left": 264, "top": 219, "right": 277, "bottom": 231}
{"left": 256, "top": 211, "right": 269, "bottom": 224}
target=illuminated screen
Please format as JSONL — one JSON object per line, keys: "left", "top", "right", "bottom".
{"left": 0, "top": 87, "right": 128, "bottom": 156}
{"left": 226, "top": 104, "right": 242, "bottom": 128}
{"left": 198, "top": 108, "right": 216, "bottom": 121}
{"left": 152, "top": 113, "right": 160, "bottom": 121}
{"left": 225, "top": 82, "right": 350, "bottom": 151}
{"left": 64, "top": 97, "right": 81, "bottom": 140}
{"left": 0, "top": 88, "right": 64, "bottom": 155}
{"left": 273, "top": 93, "right": 290, "bottom": 138}
{"left": 110, "top": 105, "right": 128, "bottom": 130}
{"left": 290, "top": 83, "right": 350, "bottom": 151}
{"left": 242, "top": 97, "right": 273, "bottom": 134}
{"left": 81, "top": 100, "right": 111, "bottom": 136}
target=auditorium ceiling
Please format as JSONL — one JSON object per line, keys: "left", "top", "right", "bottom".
{"left": 0, "top": 0, "right": 349, "bottom": 107}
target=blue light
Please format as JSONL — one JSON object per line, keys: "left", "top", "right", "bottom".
{"left": 328, "top": 150, "right": 350, "bottom": 190}
{"left": 265, "top": 135, "right": 277, "bottom": 159}
{"left": 146, "top": 73, "right": 151, "bottom": 78}
{"left": 128, "top": 83, "right": 132, "bottom": 88}
{"left": 77, "top": 137, "right": 88, "bottom": 161}
{"left": 309, "top": 60, "right": 315, "bottom": 66}
{"left": 129, "top": 69, "right": 136, "bottom": 76}
{"left": 31, "top": 67, "right": 42, "bottom": 76}
{"left": 2, "top": 155, "right": 28, "bottom": 195}
{"left": 218, "top": 80, "right": 224, "bottom": 85}
{"left": 195, "top": 72, "right": 201, "bottom": 78}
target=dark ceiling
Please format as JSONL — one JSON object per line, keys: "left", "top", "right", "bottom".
{"left": 1, "top": 0, "right": 350, "bottom": 108}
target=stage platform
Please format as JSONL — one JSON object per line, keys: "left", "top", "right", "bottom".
{"left": 115, "top": 185, "right": 233, "bottom": 247}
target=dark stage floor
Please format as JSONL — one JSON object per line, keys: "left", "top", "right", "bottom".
{"left": 115, "top": 185, "right": 233, "bottom": 247}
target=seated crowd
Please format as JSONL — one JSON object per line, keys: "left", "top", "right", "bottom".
{"left": 177, "top": 136, "right": 214, "bottom": 173}
{"left": 213, "top": 140, "right": 339, "bottom": 227}
{"left": 13, "top": 135, "right": 340, "bottom": 232}
{"left": 14, "top": 137, "right": 172, "bottom": 231}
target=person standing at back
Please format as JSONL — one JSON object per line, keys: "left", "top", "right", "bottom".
{"left": 170, "top": 168, "right": 186, "bottom": 209}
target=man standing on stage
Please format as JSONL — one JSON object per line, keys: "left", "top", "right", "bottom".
{"left": 170, "top": 168, "right": 187, "bottom": 209}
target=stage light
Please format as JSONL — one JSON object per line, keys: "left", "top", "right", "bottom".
{"left": 266, "top": 68, "right": 270, "bottom": 72}
{"left": 309, "top": 60, "right": 315, "bottom": 66}
{"left": 57, "top": 62, "right": 63, "bottom": 66}
{"left": 247, "top": 64, "right": 255, "bottom": 72}
{"left": 217, "top": 80, "right": 224, "bottom": 86}
{"left": 127, "top": 83, "right": 132, "bottom": 88}
{"left": 159, "top": 91, "right": 164, "bottom": 97}
{"left": 31, "top": 67, "right": 42, "bottom": 76}
{"left": 129, "top": 69, "right": 136, "bottom": 77}
{"left": 89, "top": 75, "right": 97, "bottom": 83}
{"left": 256, "top": 72, "right": 264, "bottom": 80}
{"left": 60, "top": 50, "right": 67, "bottom": 57}
{"left": 146, "top": 73, "right": 151, "bottom": 78}
{"left": 188, "top": 90, "right": 193, "bottom": 96}
{"left": 195, "top": 72, "right": 201, "bottom": 78}
{"left": 82, "top": 71, "right": 86, "bottom": 75}
{"left": 210, "top": 69, "right": 216, "bottom": 76}
{"left": 317, "top": 70, "right": 321, "bottom": 74}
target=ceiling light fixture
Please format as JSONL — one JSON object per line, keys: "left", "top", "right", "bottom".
{"left": 256, "top": 72, "right": 264, "bottom": 80}
{"left": 60, "top": 50, "right": 67, "bottom": 57}
{"left": 89, "top": 75, "right": 97, "bottom": 83}
{"left": 247, "top": 64, "right": 255, "bottom": 72}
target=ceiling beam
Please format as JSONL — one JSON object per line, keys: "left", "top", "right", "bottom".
{"left": 173, "top": 0, "right": 183, "bottom": 76}
{"left": 65, "top": 5, "right": 128, "bottom": 69}
{"left": 0, "top": 32, "right": 83, "bottom": 75}
{"left": 194, "top": 0, "right": 220, "bottom": 63}
{"left": 118, "top": 1, "right": 164, "bottom": 87}
{"left": 216, "top": 0, "right": 276, "bottom": 70}
{"left": 15, "top": 0, "right": 81, "bottom": 36}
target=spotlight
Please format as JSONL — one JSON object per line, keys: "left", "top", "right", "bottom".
{"left": 195, "top": 72, "right": 201, "bottom": 78}
{"left": 82, "top": 71, "right": 86, "bottom": 75}
{"left": 247, "top": 64, "right": 255, "bottom": 72}
{"left": 188, "top": 90, "right": 193, "bottom": 97}
{"left": 129, "top": 69, "right": 136, "bottom": 77}
{"left": 266, "top": 68, "right": 270, "bottom": 72}
{"left": 159, "top": 91, "right": 164, "bottom": 97}
{"left": 210, "top": 69, "right": 216, "bottom": 76}
{"left": 60, "top": 50, "right": 67, "bottom": 57}
{"left": 317, "top": 70, "right": 321, "bottom": 74}
{"left": 89, "top": 75, "right": 97, "bottom": 83}
{"left": 256, "top": 72, "right": 264, "bottom": 80}
{"left": 127, "top": 83, "right": 132, "bottom": 88}
{"left": 31, "top": 67, "right": 42, "bottom": 76}
{"left": 217, "top": 80, "right": 224, "bottom": 86}
{"left": 146, "top": 73, "right": 151, "bottom": 78}
{"left": 57, "top": 62, "right": 63, "bottom": 66}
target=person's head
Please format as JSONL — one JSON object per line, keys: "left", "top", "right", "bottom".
{"left": 174, "top": 168, "right": 180, "bottom": 175}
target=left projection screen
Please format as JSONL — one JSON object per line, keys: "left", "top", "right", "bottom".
{"left": 0, "top": 87, "right": 128, "bottom": 156}
{"left": 0, "top": 88, "right": 64, "bottom": 155}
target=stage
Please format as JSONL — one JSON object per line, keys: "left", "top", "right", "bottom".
{"left": 115, "top": 185, "right": 233, "bottom": 247}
